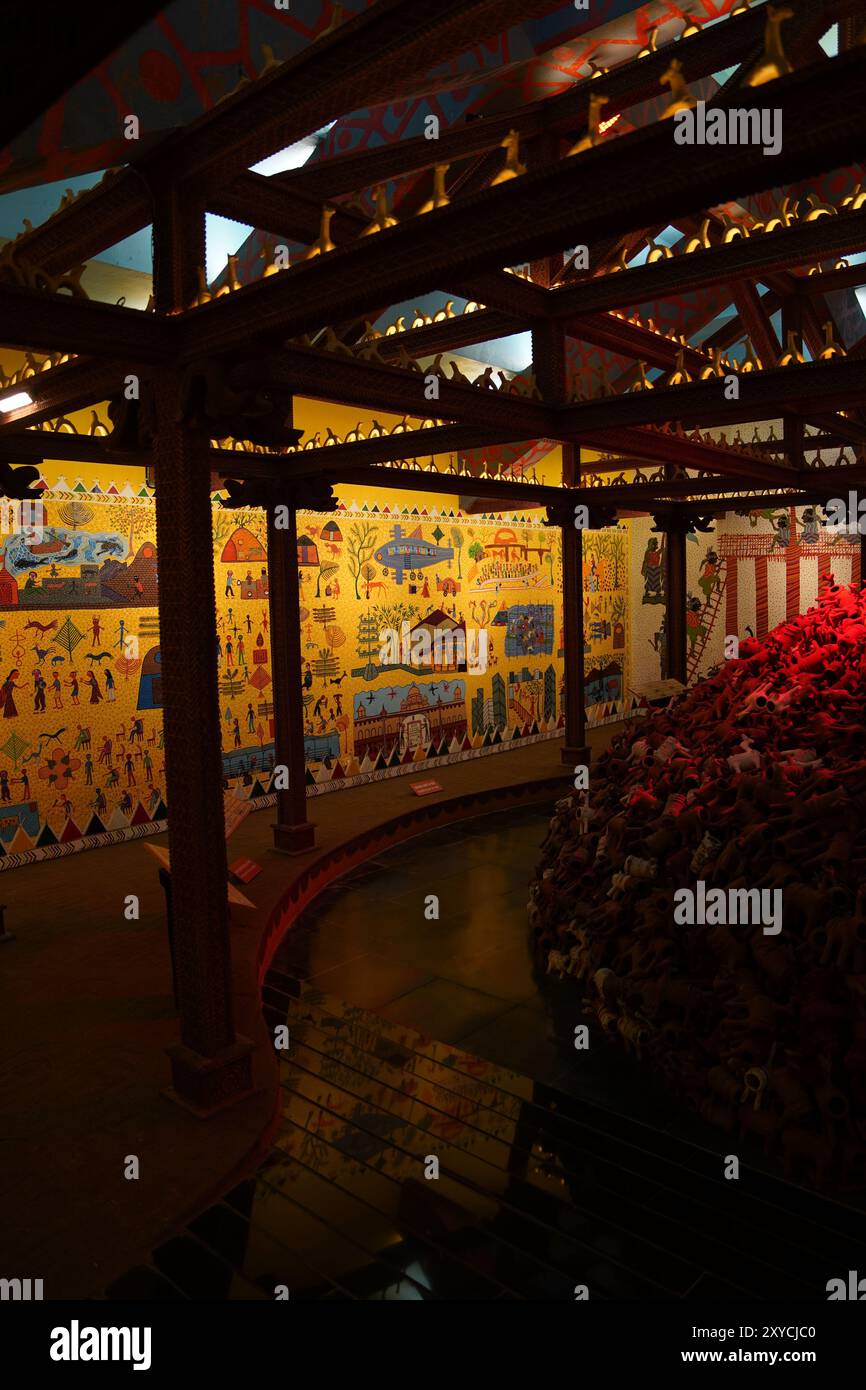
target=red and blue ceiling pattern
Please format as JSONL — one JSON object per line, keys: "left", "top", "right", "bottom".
{"left": 2, "top": 0, "right": 749, "bottom": 193}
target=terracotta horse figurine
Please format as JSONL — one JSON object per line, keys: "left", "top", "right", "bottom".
{"left": 747, "top": 4, "right": 793, "bottom": 86}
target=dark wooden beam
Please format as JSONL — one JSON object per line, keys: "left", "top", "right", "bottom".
{"left": 583, "top": 427, "right": 793, "bottom": 484}
{"left": 237, "top": 345, "right": 551, "bottom": 436}
{"left": 160, "top": 0, "right": 565, "bottom": 188}
{"left": 796, "top": 263, "right": 866, "bottom": 294}
{"left": 218, "top": 424, "right": 519, "bottom": 476}
{"left": 0, "top": 287, "right": 169, "bottom": 359}
{"left": 566, "top": 314, "right": 709, "bottom": 376}
{"left": 273, "top": 1, "right": 805, "bottom": 203}
{"left": 10, "top": 0, "right": 560, "bottom": 274}
{"left": 559, "top": 357, "right": 866, "bottom": 436}
{"left": 731, "top": 281, "right": 779, "bottom": 369}
{"left": 176, "top": 49, "right": 866, "bottom": 360}
{"left": 553, "top": 209, "right": 866, "bottom": 322}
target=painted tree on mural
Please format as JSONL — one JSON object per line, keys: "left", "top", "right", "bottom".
{"left": 57, "top": 500, "right": 94, "bottom": 529}
{"left": 360, "top": 562, "right": 378, "bottom": 599}
{"left": 492, "top": 672, "right": 507, "bottom": 730}
{"left": 372, "top": 600, "right": 418, "bottom": 633}
{"left": 316, "top": 561, "right": 338, "bottom": 598}
{"left": 544, "top": 665, "right": 556, "bottom": 721}
{"left": 544, "top": 547, "right": 556, "bottom": 587}
{"left": 346, "top": 520, "right": 378, "bottom": 599}
{"left": 356, "top": 613, "right": 379, "bottom": 664}
{"left": 450, "top": 526, "right": 464, "bottom": 579}
{"left": 113, "top": 499, "right": 148, "bottom": 557}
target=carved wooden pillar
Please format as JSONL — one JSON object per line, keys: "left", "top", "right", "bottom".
{"left": 151, "top": 183, "right": 205, "bottom": 315}
{"left": 152, "top": 369, "right": 253, "bottom": 1112}
{"left": 661, "top": 514, "right": 687, "bottom": 684}
{"left": 560, "top": 522, "right": 589, "bottom": 765}
{"left": 551, "top": 448, "right": 589, "bottom": 767}
{"left": 267, "top": 496, "right": 316, "bottom": 853}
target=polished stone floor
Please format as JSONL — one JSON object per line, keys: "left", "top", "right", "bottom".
{"left": 105, "top": 807, "right": 866, "bottom": 1300}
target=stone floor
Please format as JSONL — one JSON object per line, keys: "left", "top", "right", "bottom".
{"left": 104, "top": 807, "right": 866, "bottom": 1300}
{"left": 0, "top": 736, "right": 576, "bottom": 1298}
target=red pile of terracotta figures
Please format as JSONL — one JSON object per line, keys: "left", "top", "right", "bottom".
{"left": 529, "top": 582, "right": 866, "bottom": 1189}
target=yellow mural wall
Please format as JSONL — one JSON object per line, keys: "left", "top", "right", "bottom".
{"left": 0, "top": 373, "right": 632, "bottom": 867}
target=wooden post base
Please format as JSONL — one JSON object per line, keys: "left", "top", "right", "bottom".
{"left": 272, "top": 820, "right": 317, "bottom": 854}
{"left": 165, "top": 1036, "right": 255, "bottom": 1117}
{"left": 560, "top": 744, "right": 591, "bottom": 768}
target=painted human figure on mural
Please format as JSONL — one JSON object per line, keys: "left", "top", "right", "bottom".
{"left": 225, "top": 636, "right": 233, "bottom": 664}
{"left": 124, "top": 754, "right": 136, "bottom": 786}
{"left": 98, "top": 737, "right": 113, "bottom": 767}
{"left": 801, "top": 506, "right": 819, "bottom": 545}
{"left": 1, "top": 669, "right": 21, "bottom": 718}
{"left": 142, "top": 748, "right": 154, "bottom": 785}
{"left": 641, "top": 537, "right": 665, "bottom": 604}
{"left": 93, "top": 787, "right": 107, "bottom": 816}
{"left": 129, "top": 718, "right": 144, "bottom": 743}
{"left": 650, "top": 615, "right": 667, "bottom": 680}
{"left": 67, "top": 672, "right": 80, "bottom": 705}
{"left": 686, "top": 595, "right": 706, "bottom": 651}
{"left": 225, "top": 570, "right": 234, "bottom": 596}
{"left": 773, "top": 511, "right": 790, "bottom": 548}
{"left": 246, "top": 704, "right": 255, "bottom": 733}
{"left": 698, "top": 548, "right": 720, "bottom": 603}
{"left": 17, "top": 769, "right": 30, "bottom": 800}
{"left": 86, "top": 671, "right": 102, "bottom": 704}
{"left": 0, "top": 770, "right": 10, "bottom": 801}
{"left": 51, "top": 673, "right": 63, "bottom": 708}
{"left": 91, "top": 615, "right": 102, "bottom": 645}
{"left": 104, "top": 668, "right": 116, "bottom": 702}
{"left": 33, "top": 669, "right": 47, "bottom": 712}
{"left": 236, "top": 635, "right": 246, "bottom": 665}
{"left": 84, "top": 754, "right": 94, "bottom": 786}
{"left": 232, "top": 718, "right": 241, "bottom": 748}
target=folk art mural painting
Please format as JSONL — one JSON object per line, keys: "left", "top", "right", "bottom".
{"left": 629, "top": 506, "right": 863, "bottom": 693}
{"left": 0, "top": 467, "right": 633, "bottom": 869}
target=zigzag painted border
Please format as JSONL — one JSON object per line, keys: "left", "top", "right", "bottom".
{"left": 305, "top": 726, "right": 562, "bottom": 797}
{"left": 0, "top": 817, "right": 167, "bottom": 872}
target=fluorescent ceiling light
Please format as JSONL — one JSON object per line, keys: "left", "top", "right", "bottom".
{"left": 0, "top": 390, "right": 33, "bottom": 412}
